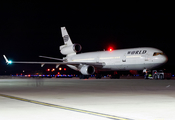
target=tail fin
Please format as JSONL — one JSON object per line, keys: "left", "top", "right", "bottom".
{"left": 60, "top": 27, "right": 81, "bottom": 57}
{"left": 61, "top": 27, "right": 73, "bottom": 46}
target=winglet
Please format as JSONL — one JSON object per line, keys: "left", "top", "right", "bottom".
{"left": 3, "top": 55, "right": 8, "bottom": 63}
{"left": 3, "top": 55, "right": 12, "bottom": 64}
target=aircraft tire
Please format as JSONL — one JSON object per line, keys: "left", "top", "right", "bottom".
{"left": 159, "top": 74, "right": 164, "bottom": 80}
{"left": 79, "top": 75, "right": 89, "bottom": 79}
{"left": 154, "top": 74, "right": 158, "bottom": 80}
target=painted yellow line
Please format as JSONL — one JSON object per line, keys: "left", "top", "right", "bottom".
{"left": 0, "top": 94, "right": 133, "bottom": 120}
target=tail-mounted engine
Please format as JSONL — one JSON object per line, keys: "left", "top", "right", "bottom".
{"left": 60, "top": 44, "right": 82, "bottom": 55}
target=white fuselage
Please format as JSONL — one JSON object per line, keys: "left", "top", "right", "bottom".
{"left": 67, "top": 47, "right": 167, "bottom": 71}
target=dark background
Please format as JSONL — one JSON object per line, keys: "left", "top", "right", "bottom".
{"left": 0, "top": 2, "right": 174, "bottom": 75}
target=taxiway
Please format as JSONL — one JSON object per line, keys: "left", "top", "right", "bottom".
{"left": 0, "top": 78, "right": 175, "bottom": 120}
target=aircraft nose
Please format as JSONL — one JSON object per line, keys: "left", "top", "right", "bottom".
{"left": 153, "top": 55, "right": 168, "bottom": 63}
{"left": 161, "top": 55, "right": 168, "bottom": 63}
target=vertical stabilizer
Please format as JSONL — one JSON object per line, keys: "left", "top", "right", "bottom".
{"left": 61, "top": 27, "right": 73, "bottom": 46}
{"left": 60, "top": 27, "right": 82, "bottom": 57}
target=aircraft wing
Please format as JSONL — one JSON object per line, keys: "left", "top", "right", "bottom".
{"left": 8, "top": 61, "right": 104, "bottom": 66}
{"left": 3, "top": 55, "right": 104, "bottom": 67}
{"left": 39, "top": 56, "right": 65, "bottom": 61}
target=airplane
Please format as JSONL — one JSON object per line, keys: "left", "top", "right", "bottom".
{"left": 3, "top": 27, "right": 168, "bottom": 79}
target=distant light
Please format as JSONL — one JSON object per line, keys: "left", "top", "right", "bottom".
{"left": 59, "top": 67, "right": 62, "bottom": 71}
{"left": 47, "top": 69, "right": 50, "bottom": 71}
{"left": 64, "top": 68, "right": 66, "bottom": 71}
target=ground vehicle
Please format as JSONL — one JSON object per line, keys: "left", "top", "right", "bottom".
{"left": 145, "top": 70, "right": 171, "bottom": 80}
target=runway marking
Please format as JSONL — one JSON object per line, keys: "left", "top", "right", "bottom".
{"left": 0, "top": 93, "right": 132, "bottom": 120}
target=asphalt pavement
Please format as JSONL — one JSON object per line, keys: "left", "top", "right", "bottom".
{"left": 0, "top": 78, "right": 175, "bottom": 120}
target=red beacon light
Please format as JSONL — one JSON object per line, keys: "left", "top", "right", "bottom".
{"left": 109, "top": 48, "right": 113, "bottom": 52}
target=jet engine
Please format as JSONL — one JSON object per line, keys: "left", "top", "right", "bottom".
{"left": 60, "top": 44, "right": 82, "bottom": 55}
{"left": 79, "top": 65, "right": 95, "bottom": 75}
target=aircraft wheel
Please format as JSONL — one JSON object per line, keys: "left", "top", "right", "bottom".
{"left": 159, "top": 74, "right": 164, "bottom": 80}
{"left": 154, "top": 74, "right": 158, "bottom": 80}
{"left": 79, "top": 75, "right": 89, "bottom": 79}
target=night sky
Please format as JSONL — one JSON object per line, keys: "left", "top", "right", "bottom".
{"left": 0, "top": 2, "right": 175, "bottom": 74}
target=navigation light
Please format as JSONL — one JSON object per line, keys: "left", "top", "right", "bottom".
{"left": 8, "top": 60, "right": 12, "bottom": 64}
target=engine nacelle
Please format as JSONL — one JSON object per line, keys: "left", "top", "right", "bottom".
{"left": 60, "top": 44, "right": 82, "bottom": 55}
{"left": 79, "top": 65, "right": 95, "bottom": 75}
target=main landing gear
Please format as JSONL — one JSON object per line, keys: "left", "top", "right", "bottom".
{"left": 79, "top": 74, "right": 102, "bottom": 79}
{"left": 79, "top": 74, "right": 89, "bottom": 79}
{"left": 79, "top": 72, "right": 121, "bottom": 79}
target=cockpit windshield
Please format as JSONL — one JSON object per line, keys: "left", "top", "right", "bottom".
{"left": 153, "top": 52, "right": 164, "bottom": 56}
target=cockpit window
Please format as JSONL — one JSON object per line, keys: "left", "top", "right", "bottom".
{"left": 153, "top": 52, "right": 164, "bottom": 56}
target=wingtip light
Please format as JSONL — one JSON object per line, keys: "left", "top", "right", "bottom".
{"left": 8, "top": 60, "right": 12, "bottom": 64}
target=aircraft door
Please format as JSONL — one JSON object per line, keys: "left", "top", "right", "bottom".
{"left": 122, "top": 53, "right": 126, "bottom": 62}
{"left": 120, "top": 53, "right": 126, "bottom": 70}
{"left": 145, "top": 53, "right": 149, "bottom": 61}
